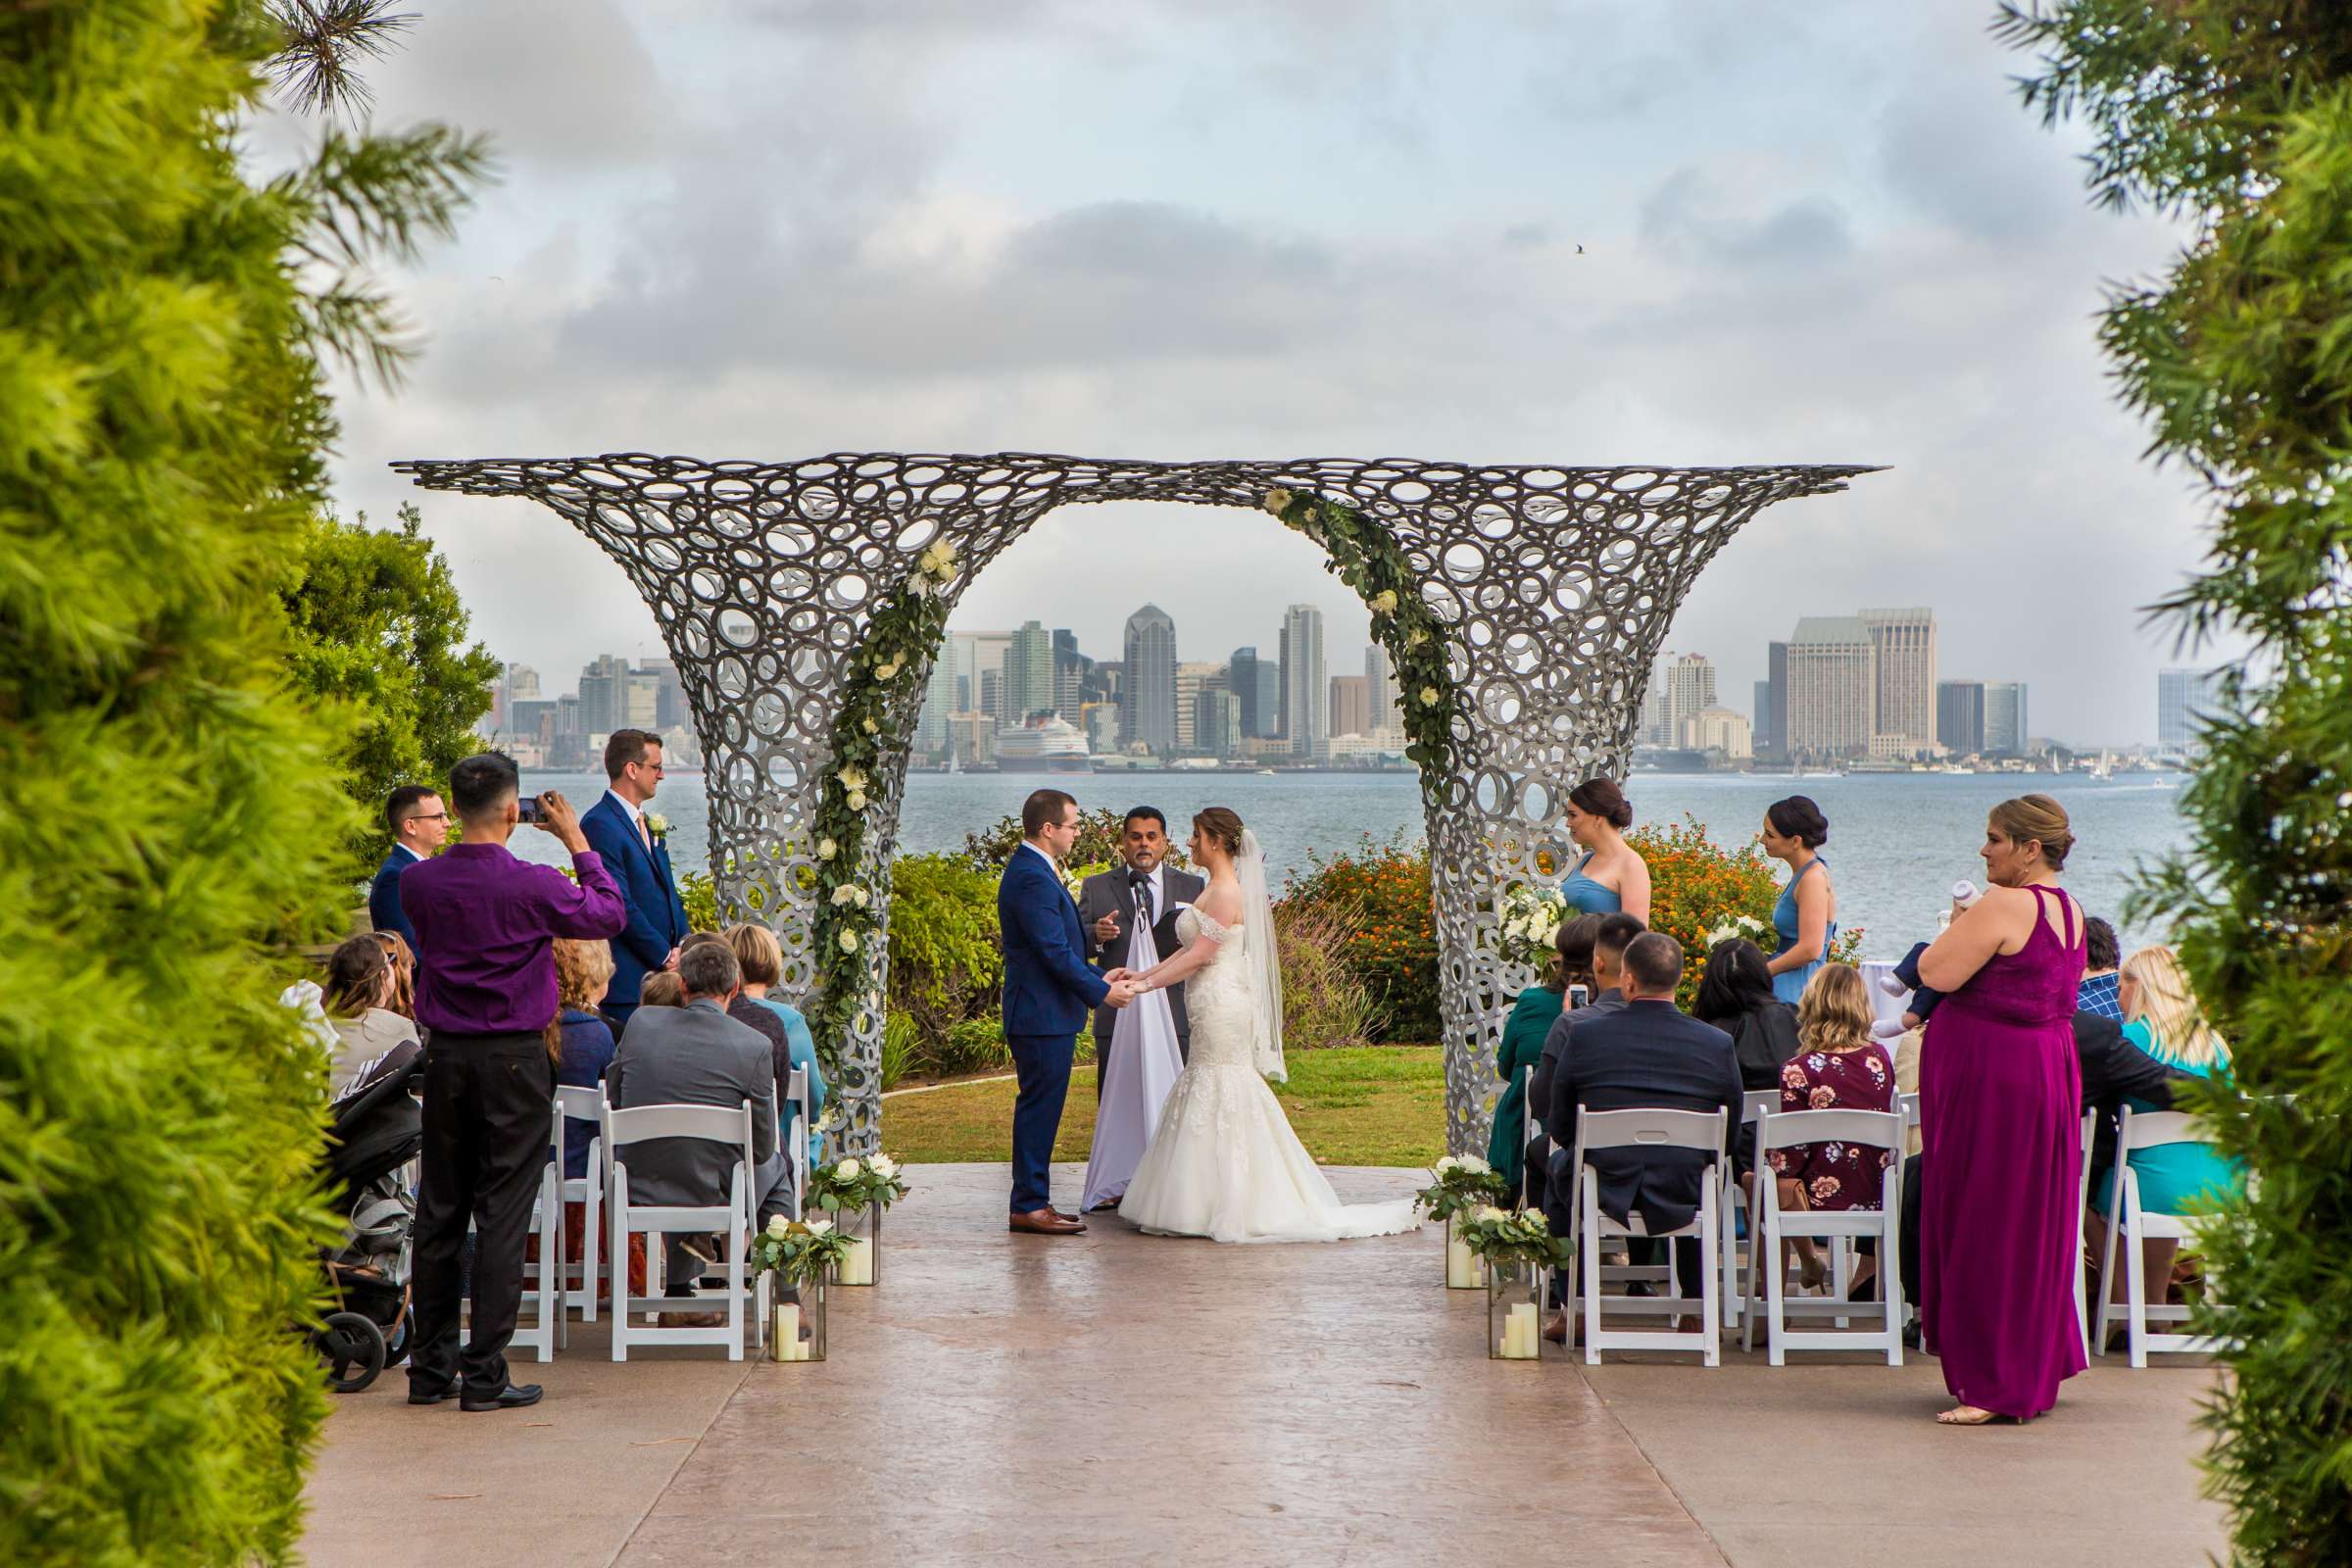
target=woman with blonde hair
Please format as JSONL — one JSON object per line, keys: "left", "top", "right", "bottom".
{"left": 369, "top": 929, "right": 418, "bottom": 1020}
{"left": 1767, "top": 964, "right": 1896, "bottom": 1290}
{"left": 540, "top": 939, "right": 645, "bottom": 1300}
{"left": 324, "top": 933, "right": 420, "bottom": 1097}
{"left": 2086, "top": 945, "right": 2241, "bottom": 1313}
{"left": 723, "top": 922, "right": 828, "bottom": 1166}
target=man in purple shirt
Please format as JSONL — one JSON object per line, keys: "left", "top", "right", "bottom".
{"left": 400, "top": 753, "right": 626, "bottom": 1411}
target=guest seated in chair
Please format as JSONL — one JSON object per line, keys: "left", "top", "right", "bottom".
{"left": 1488, "top": 913, "right": 1601, "bottom": 1204}
{"left": 1691, "top": 937, "right": 1800, "bottom": 1092}
{"left": 1541, "top": 932, "right": 1741, "bottom": 1343}
{"left": 726, "top": 922, "right": 828, "bottom": 1168}
{"left": 608, "top": 941, "right": 795, "bottom": 1328}
{"left": 1768, "top": 963, "right": 1895, "bottom": 1295}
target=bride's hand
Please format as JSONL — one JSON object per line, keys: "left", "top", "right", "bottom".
{"left": 1102, "top": 967, "right": 1134, "bottom": 986}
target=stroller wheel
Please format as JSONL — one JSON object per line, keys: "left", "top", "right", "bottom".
{"left": 318, "top": 1311, "right": 387, "bottom": 1394}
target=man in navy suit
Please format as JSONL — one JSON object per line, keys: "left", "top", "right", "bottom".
{"left": 998, "top": 789, "right": 1135, "bottom": 1235}
{"left": 579, "top": 729, "right": 690, "bottom": 1032}
{"left": 1542, "top": 932, "right": 1741, "bottom": 1342}
{"left": 369, "top": 784, "right": 449, "bottom": 957}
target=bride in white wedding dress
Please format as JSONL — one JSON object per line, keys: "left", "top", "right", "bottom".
{"left": 1111, "top": 808, "right": 1422, "bottom": 1245}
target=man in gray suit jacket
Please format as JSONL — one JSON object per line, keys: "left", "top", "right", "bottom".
{"left": 609, "top": 942, "right": 794, "bottom": 1302}
{"left": 1077, "top": 807, "right": 1205, "bottom": 1078}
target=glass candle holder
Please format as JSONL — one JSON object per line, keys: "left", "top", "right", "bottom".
{"left": 767, "top": 1275, "right": 828, "bottom": 1363}
{"left": 829, "top": 1199, "right": 881, "bottom": 1287}
{"left": 1446, "top": 1212, "right": 1490, "bottom": 1290}
{"left": 1487, "top": 1255, "right": 1545, "bottom": 1360}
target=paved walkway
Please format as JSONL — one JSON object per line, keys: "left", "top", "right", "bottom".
{"left": 304, "top": 1163, "right": 2227, "bottom": 1567}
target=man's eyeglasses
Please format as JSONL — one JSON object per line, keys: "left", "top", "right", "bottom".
{"left": 406, "top": 810, "right": 450, "bottom": 824}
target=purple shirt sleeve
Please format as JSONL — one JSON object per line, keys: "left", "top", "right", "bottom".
{"left": 546, "top": 851, "right": 629, "bottom": 939}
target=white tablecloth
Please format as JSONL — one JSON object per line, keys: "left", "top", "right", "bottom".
{"left": 1857, "top": 959, "right": 1911, "bottom": 1028}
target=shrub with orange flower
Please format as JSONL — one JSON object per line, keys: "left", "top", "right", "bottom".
{"left": 1280, "top": 832, "right": 1439, "bottom": 1042}
{"left": 1629, "top": 815, "right": 1864, "bottom": 1007}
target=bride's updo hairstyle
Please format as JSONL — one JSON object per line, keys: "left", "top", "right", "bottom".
{"left": 1192, "top": 807, "right": 1246, "bottom": 858}
{"left": 1988, "top": 793, "right": 2074, "bottom": 870}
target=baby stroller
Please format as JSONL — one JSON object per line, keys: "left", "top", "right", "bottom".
{"left": 311, "top": 1042, "right": 424, "bottom": 1393}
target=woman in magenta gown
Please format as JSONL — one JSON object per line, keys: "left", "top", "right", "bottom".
{"left": 1915, "top": 795, "right": 2089, "bottom": 1425}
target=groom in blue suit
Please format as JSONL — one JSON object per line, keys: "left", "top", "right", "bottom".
{"left": 580, "top": 729, "right": 689, "bottom": 1032}
{"left": 999, "top": 789, "right": 1134, "bottom": 1235}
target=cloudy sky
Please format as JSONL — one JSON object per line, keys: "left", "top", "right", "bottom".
{"left": 303, "top": 0, "right": 2217, "bottom": 746}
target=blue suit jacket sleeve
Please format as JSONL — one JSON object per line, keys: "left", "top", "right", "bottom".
{"left": 581, "top": 804, "right": 672, "bottom": 971}
{"left": 1004, "top": 861, "right": 1111, "bottom": 1011}
{"left": 367, "top": 853, "right": 416, "bottom": 949}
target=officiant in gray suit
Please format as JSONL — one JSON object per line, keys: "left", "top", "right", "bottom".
{"left": 1079, "top": 806, "right": 1205, "bottom": 1089}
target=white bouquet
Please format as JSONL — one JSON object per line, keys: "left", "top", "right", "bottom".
{"left": 1497, "top": 883, "right": 1570, "bottom": 969}
{"left": 1704, "top": 913, "right": 1773, "bottom": 949}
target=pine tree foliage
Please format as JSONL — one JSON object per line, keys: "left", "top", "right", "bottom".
{"left": 283, "top": 503, "right": 502, "bottom": 877}
{"left": 1998, "top": 5, "right": 2352, "bottom": 1560}
{"left": 0, "top": 3, "right": 480, "bottom": 1561}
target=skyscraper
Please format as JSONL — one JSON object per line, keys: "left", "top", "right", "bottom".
{"left": 621, "top": 669, "right": 661, "bottom": 729}
{"left": 1193, "top": 688, "right": 1242, "bottom": 759}
{"left": 1765, "top": 641, "right": 1789, "bottom": 760}
{"left": 1280, "top": 605, "right": 1328, "bottom": 760}
{"left": 1004, "top": 620, "right": 1056, "bottom": 722}
{"left": 915, "top": 650, "right": 956, "bottom": 756}
{"left": 1984, "top": 681, "right": 2030, "bottom": 756}
{"left": 1860, "top": 608, "right": 1937, "bottom": 751}
{"left": 1644, "top": 653, "right": 1717, "bottom": 747}
{"left": 1329, "top": 674, "right": 1370, "bottom": 738}
{"left": 1053, "top": 628, "right": 1091, "bottom": 720}
{"left": 1174, "top": 661, "right": 1223, "bottom": 750}
{"left": 1936, "top": 680, "right": 1986, "bottom": 757}
{"left": 1229, "top": 646, "right": 1280, "bottom": 739}
{"left": 1122, "top": 604, "right": 1178, "bottom": 757}
{"left": 639, "top": 657, "right": 688, "bottom": 730}
{"left": 1751, "top": 678, "right": 1773, "bottom": 754}
{"left": 577, "top": 654, "right": 629, "bottom": 737}
{"left": 1365, "top": 644, "right": 1402, "bottom": 730}
{"left": 1782, "top": 617, "right": 1877, "bottom": 759}
{"left": 2158, "top": 667, "right": 2222, "bottom": 755}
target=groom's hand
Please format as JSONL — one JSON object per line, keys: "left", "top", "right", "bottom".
{"left": 1105, "top": 979, "right": 1139, "bottom": 1009}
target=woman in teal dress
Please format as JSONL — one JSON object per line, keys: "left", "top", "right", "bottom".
{"left": 2088, "top": 944, "right": 2241, "bottom": 1313}
{"left": 1487, "top": 914, "right": 1601, "bottom": 1200}
{"left": 1761, "top": 796, "right": 1837, "bottom": 1004}
{"left": 1560, "top": 777, "right": 1650, "bottom": 920}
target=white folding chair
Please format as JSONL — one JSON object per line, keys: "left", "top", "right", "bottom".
{"left": 1741, "top": 1109, "right": 1906, "bottom": 1365}
{"left": 2076, "top": 1109, "right": 2095, "bottom": 1363}
{"left": 2097, "top": 1106, "right": 2234, "bottom": 1367}
{"left": 785, "top": 1064, "right": 811, "bottom": 1220}
{"left": 1572, "top": 1106, "right": 1726, "bottom": 1366}
{"left": 552, "top": 1086, "right": 606, "bottom": 1326}
{"left": 1719, "top": 1090, "right": 1781, "bottom": 1329}
{"left": 479, "top": 1116, "right": 564, "bottom": 1360}
{"left": 605, "top": 1100, "right": 764, "bottom": 1362}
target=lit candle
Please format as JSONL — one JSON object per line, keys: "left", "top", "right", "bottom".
{"left": 777, "top": 1302, "right": 802, "bottom": 1360}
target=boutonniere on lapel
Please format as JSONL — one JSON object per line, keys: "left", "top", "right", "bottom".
{"left": 643, "top": 811, "right": 669, "bottom": 842}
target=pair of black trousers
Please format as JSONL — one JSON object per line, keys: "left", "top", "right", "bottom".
{"left": 409, "top": 1029, "right": 553, "bottom": 1394}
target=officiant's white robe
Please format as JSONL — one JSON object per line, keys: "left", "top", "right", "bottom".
{"left": 1079, "top": 911, "right": 1186, "bottom": 1211}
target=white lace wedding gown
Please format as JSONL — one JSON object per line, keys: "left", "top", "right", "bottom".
{"left": 1116, "top": 906, "right": 1421, "bottom": 1245}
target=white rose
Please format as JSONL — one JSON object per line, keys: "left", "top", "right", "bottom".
{"left": 862, "top": 717, "right": 878, "bottom": 735}
{"left": 877, "top": 661, "right": 902, "bottom": 680}
{"left": 816, "top": 838, "right": 837, "bottom": 861}
{"left": 848, "top": 790, "right": 867, "bottom": 811}
{"left": 1418, "top": 686, "right": 1440, "bottom": 707}
{"left": 1473, "top": 1205, "right": 1508, "bottom": 1225}
{"left": 643, "top": 811, "right": 668, "bottom": 837}
{"left": 835, "top": 1157, "right": 862, "bottom": 1181}
{"left": 1263, "top": 487, "right": 1294, "bottom": 515}
{"left": 1434, "top": 1154, "right": 1460, "bottom": 1174}
{"left": 837, "top": 766, "right": 866, "bottom": 792}
{"left": 831, "top": 884, "right": 858, "bottom": 906}
{"left": 805, "top": 1217, "right": 834, "bottom": 1236}
{"left": 1458, "top": 1154, "right": 1493, "bottom": 1175}
{"left": 1369, "top": 589, "right": 1398, "bottom": 613}
{"left": 766, "top": 1214, "right": 791, "bottom": 1239}
{"left": 838, "top": 930, "right": 859, "bottom": 953}
{"left": 852, "top": 886, "right": 870, "bottom": 907}
{"left": 871, "top": 1154, "right": 898, "bottom": 1177}
{"left": 1521, "top": 1210, "right": 1550, "bottom": 1232}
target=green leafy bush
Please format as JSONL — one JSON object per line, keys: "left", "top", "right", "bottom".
{"left": 1283, "top": 834, "right": 1440, "bottom": 1041}
{"left": 1996, "top": 6, "right": 2352, "bottom": 1556}
{"left": 961, "top": 807, "right": 1181, "bottom": 872}
{"left": 0, "top": 5, "right": 480, "bottom": 1561}
{"left": 887, "top": 853, "right": 1004, "bottom": 1050}
{"left": 679, "top": 869, "right": 719, "bottom": 934}
{"left": 1274, "top": 894, "right": 1392, "bottom": 1050}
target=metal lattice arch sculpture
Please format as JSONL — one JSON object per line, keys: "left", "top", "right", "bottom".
{"left": 396, "top": 453, "right": 1876, "bottom": 1155}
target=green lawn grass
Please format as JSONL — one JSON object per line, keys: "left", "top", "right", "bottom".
{"left": 881, "top": 1046, "right": 1446, "bottom": 1168}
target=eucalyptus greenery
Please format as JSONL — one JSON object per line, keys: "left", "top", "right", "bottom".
{"left": 1997, "top": 4, "right": 2352, "bottom": 1557}
{"left": 1412, "top": 1154, "right": 1511, "bottom": 1224}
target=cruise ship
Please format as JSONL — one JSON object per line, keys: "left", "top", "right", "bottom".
{"left": 994, "top": 714, "right": 1094, "bottom": 774}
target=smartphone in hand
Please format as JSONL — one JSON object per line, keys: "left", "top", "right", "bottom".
{"left": 1568, "top": 984, "right": 1591, "bottom": 1008}
{"left": 516, "top": 795, "right": 545, "bottom": 824}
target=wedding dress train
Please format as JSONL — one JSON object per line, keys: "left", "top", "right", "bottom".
{"left": 1117, "top": 900, "right": 1420, "bottom": 1245}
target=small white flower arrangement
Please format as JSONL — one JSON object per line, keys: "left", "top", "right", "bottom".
{"left": 1498, "top": 883, "right": 1569, "bottom": 968}
{"left": 1414, "top": 1153, "right": 1508, "bottom": 1223}
{"left": 1262, "top": 486, "right": 1295, "bottom": 515}
{"left": 1704, "top": 913, "right": 1773, "bottom": 949}
{"left": 752, "top": 1213, "right": 850, "bottom": 1286}
{"left": 808, "top": 1152, "right": 909, "bottom": 1212}
{"left": 915, "top": 541, "right": 958, "bottom": 586}
{"left": 829, "top": 884, "right": 871, "bottom": 908}
{"left": 643, "top": 811, "right": 669, "bottom": 839}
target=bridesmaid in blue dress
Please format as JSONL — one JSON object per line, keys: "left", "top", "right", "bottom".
{"left": 1560, "top": 777, "right": 1651, "bottom": 921}
{"left": 1761, "top": 796, "right": 1837, "bottom": 1004}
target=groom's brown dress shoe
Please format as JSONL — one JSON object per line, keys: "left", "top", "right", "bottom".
{"left": 1009, "top": 1207, "right": 1085, "bottom": 1236}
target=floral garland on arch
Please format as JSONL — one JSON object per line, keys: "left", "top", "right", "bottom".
{"left": 1261, "top": 488, "right": 1460, "bottom": 777}
{"left": 805, "top": 539, "right": 961, "bottom": 1077}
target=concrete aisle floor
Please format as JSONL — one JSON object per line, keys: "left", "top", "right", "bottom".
{"left": 303, "top": 1162, "right": 2228, "bottom": 1568}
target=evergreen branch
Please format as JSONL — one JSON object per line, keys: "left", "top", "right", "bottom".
{"left": 289, "top": 126, "right": 494, "bottom": 271}
{"left": 266, "top": 0, "right": 416, "bottom": 119}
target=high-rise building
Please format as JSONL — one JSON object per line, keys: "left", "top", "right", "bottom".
{"left": 1329, "top": 674, "right": 1371, "bottom": 738}
{"left": 1122, "top": 604, "right": 1178, "bottom": 757}
{"left": 978, "top": 668, "right": 1003, "bottom": 725}
{"left": 1193, "top": 688, "right": 1243, "bottom": 759}
{"left": 1004, "top": 620, "right": 1056, "bottom": 722}
{"left": 577, "top": 655, "right": 629, "bottom": 737}
{"left": 1984, "top": 681, "right": 2030, "bottom": 756}
{"left": 1783, "top": 617, "right": 1877, "bottom": 759}
{"left": 1174, "top": 661, "right": 1223, "bottom": 750}
{"left": 2158, "top": 667, "right": 2223, "bottom": 755}
{"left": 1936, "top": 681, "right": 1986, "bottom": 758}
{"left": 1860, "top": 608, "right": 1937, "bottom": 751}
{"left": 1279, "top": 605, "right": 1328, "bottom": 760}
{"left": 915, "top": 651, "right": 957, "bottom": 756}
{"left": 638, "top": 657, "right": 688, "bottom": 731}
{"left": 1643, "top": 653, "right": 1717, "bottom": 747}
{"left": 1365, "top": 644, "right": 1402, "bottom": 731}
{"left": 622, "top": 669, "right": 661, "bottom": 730}
{"left": 1083, "top": 701, "right": 1122, "bottom": 755}
{"left": 960, "top": 630, "right": 1012, "bottom": 720}
{"left": 506, "top": 663, "right": 542, "bottom": 701}
{"left": 1765, "top": 641, "right": 1789, "bottom": 760}
{"left": 1053, "top": 628, "right": 1092, "bottom": 720}
{"left": 1679, "top": 706, "right": 1753, "bottom": 760}
{"left": 1751, "top": 678, "right": 1774, "bottom": 754}
{"left": 1229, "top": 647, "right": 1280, "bottom": 739}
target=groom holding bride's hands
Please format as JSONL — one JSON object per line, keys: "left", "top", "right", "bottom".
{"left": 998, "top": 789, "right": 1138, "bottom": 1236}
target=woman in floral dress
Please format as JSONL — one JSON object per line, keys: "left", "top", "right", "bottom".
{"left": 1768, "top": 963, "right": 1896, "bottom": 1290}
